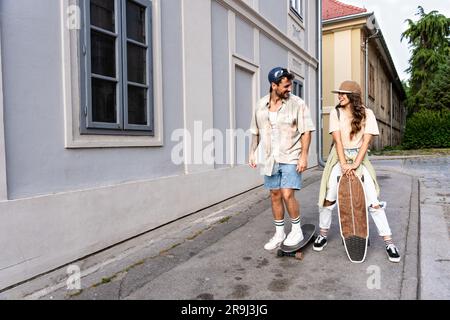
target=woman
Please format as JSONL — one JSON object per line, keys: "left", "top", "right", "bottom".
{"left": 313, "top": 80, "right": 401, "bottom": 263}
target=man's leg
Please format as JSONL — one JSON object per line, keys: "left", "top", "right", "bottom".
{"left": 271, "top": 189, "right": 284, "bottom": 221}
{"left": 281, "top": 188, "right": 304, "bottom": 246}
{"left": 264, "top": 189, "right": 286, "bottom": 250}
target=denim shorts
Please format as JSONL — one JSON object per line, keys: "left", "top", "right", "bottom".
{"left": 264, "top": 163, "right": 302, "bottom": 190}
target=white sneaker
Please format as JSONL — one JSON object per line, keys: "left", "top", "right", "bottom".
{"left": 264, "top": 233, "right": 286, "bottom": 251}
{"left": 283, "top": 229, "right": 304, "bottom": 247}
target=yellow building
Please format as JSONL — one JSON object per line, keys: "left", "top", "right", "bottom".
{"left": 322, "top": 0, "right": 406, "bottom": 158}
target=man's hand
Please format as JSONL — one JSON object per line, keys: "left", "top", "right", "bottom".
{"left": 249, "top": 154, "right": 257, "bottom": 169}
{"left": 297, "top": 157, "right": 308, "bottom": 173}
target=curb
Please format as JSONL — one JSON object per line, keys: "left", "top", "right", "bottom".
{"left": 400, "top": 177, "right": 420, "bottom": 300}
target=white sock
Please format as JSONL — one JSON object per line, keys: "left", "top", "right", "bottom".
{"left": 274, "top": 219, "right": 285, "bottom": 237}
{"left": 290, "top": 216, "right": 303, "bottom": 235}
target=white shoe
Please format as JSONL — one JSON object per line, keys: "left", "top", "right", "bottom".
{"left": 283, "top": 229, "right": 304, "bottom": 247}
{"left": 264, "top": 233, "right": 286, "bottom": 251}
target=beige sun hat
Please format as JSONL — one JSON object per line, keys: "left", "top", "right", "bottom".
{"left": 332, "top": 80, "right": 362, "bottom": 95}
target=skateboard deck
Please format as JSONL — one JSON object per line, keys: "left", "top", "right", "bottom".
{"left": 277, "top": 224, "right": 316, "bottom": 260}
{"left": 337, "top": 174, "right": 369, "bottom": 263}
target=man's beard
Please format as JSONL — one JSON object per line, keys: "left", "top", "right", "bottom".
{"left": 277, "top": 91, "right": 289, "bottom": 99}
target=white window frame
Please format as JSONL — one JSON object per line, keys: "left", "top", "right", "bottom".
{"left": 61, "top": 0, "right": 163, "bottom": 148}
{"left": 290, "top": 0, "right": 304, "bottom": 20}
{"left": 230, "top": 54, "right": 260, "bottom": 167}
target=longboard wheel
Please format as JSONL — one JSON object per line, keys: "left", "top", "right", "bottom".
{"left": 295, "top": 251, "right": 303, "bottom": 260}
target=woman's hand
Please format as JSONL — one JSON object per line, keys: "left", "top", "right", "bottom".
{"left": 341, "top": 163, "right": 358, "bottom": 177}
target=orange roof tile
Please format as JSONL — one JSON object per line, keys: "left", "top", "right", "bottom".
{"left": 323, "top": 0, "right": 367, "bottom": 20}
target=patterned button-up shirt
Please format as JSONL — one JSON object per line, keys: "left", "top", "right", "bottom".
{"left": 250, "top": 94, "right": 316, "bottom": 176}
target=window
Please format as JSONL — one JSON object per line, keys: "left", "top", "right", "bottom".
{"left": 292, "top": 80, "right": 304, "bottom": 99}
{"left": 290, "top": 0, "right": 303, "bottom": 19}
{"left": 81, "top": 0, "right": 153, "bottom": 135}
{"left": 369, "top": 63, "right": 375, "bottom": 100}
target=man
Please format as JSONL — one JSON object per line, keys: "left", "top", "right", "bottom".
{"left": 249, "top": 67, "right": 315, "bottom": 250}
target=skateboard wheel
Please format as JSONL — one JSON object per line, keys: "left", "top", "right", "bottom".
{"left": 277, "top": 249, "right": 284, "bottom": 257}
{"left": 295, "top": 252, "right": 303, "bottom": 260}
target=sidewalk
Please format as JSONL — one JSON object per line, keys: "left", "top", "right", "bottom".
{"left": 2, "top": 157, "right": 448, "bottom": 300}
{"left": 370, "top": 156, "right": 450, "bottom": 300}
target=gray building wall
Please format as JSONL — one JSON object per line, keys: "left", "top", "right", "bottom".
{"left": 0, "top": 0, "right": 185, "bottom": 200}
{"left": 0, "top": 0, "right": 320, "bottom": 290}
{"left": 211, "top": 1, "right": 231, "bottom": 168}
{"left": 259, "top": 0, "right": 288, "bottom": 33}
{"left": 259, "top": 33, "right": 289, "bottom": 96}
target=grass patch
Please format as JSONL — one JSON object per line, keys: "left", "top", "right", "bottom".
{"left": 159, "top": 243, "right": 182, "bottom": 255}
{"left": 187, "top": 230, "right": 204, "bottom": 241}
{"left": 124, "top": 260, "right": 145, "bottom": 272}
{"left": 370, "top": 147, "right": 450, "bottom": 156}
{"left": 101, "top": 276, "right": 114, "bottom": 284}
{"left": 219, "top": 216, "right": 231, "bottom": 224}
{"left": 67, "top": 289, "right": 83, "bottom": 297}
{"left": 91, "top": 275, "right": 117, "bottom": 288}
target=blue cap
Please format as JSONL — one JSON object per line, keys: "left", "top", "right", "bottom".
{"left": 268, "top": 67, "right": 290, "bottom": 84}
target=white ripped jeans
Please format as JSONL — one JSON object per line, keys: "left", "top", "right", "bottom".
{"left": 319, "top": 163, "right": 392, "bottom": 237}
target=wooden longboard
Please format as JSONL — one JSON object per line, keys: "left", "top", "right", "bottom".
{"left": 337, "top": 175, "right": 369, "bottom": 263}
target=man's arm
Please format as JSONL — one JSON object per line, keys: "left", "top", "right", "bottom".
{"left": 249, "top": 134, "right": 260, "bottom": 168}
{"left": 297, "top": 131, "right": 311, "bottom": 173}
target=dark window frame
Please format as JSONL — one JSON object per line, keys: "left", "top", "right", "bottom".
{"left": 369, "top": 63, "right": 375, "bottom": 100}
{"left": 80, "top": 0, "right": 154, "bottom": 136}
{"left": 292, "top": 79, "right": 304, "bottom": 99}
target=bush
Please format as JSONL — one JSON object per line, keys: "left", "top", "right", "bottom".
{"left": 402, "top": 109, "right": 450, "bottom": 149}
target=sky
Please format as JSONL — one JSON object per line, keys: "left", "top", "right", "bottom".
{"left": 338, "top": 0, "right": 450, "bottom": 81}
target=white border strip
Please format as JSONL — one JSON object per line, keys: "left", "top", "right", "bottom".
{"left": 0, "top": 27, "right": 7, "bottom": 200}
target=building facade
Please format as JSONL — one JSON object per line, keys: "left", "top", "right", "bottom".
{"left": 0, "top": 0, "right": 321, "bottom": 290}
{"left": 321, "top": 0, "right": 406, "bottom": 157}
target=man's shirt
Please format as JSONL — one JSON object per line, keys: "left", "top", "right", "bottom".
{"left": 250, "top": 94, "right": 316, "bottom": 176}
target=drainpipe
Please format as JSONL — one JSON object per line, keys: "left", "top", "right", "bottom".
{"left": 317, "top": 0, "right": 326, "bottom": 167}
{"left": 390, "top": 82, "right": 393, "bottom": 146}
{"left": 365, "top": 38, "right": 369, "bottom": 106}
{"left": 364, "top": 21, "right": 380, "bottom": 106}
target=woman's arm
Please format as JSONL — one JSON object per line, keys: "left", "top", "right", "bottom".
{"left": 332, "top": 131, "right": 353, "bottom": 176}
{"left": 352, "top": 134, "right": 373, "bottom": 168}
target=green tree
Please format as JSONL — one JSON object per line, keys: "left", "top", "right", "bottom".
{"left": 422, "top": 56, "right": 450, "bottom": 110}
{"left": 401, "top": 6, "right": 450, "bottom": 113}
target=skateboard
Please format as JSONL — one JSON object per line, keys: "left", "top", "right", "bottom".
{"left": 337, "top": 174, "right": 369, "bottom": 263}
{"left": 277, "top": 224, "right": 316, "bottom": 260}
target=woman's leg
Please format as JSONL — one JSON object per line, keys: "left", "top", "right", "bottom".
{"left": 361, "top": 166, "right": 392, "bottom": 238}
{"left": 318, "top": 164, "right": 341, "bottom": 235}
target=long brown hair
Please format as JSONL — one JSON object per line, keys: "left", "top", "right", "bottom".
{"left": 337, "top": 93, "right": 366, "bottom": 139}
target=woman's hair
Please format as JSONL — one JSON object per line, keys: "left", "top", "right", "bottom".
{"left": 336, "top": 93, "right": 366, "bottom": 139}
